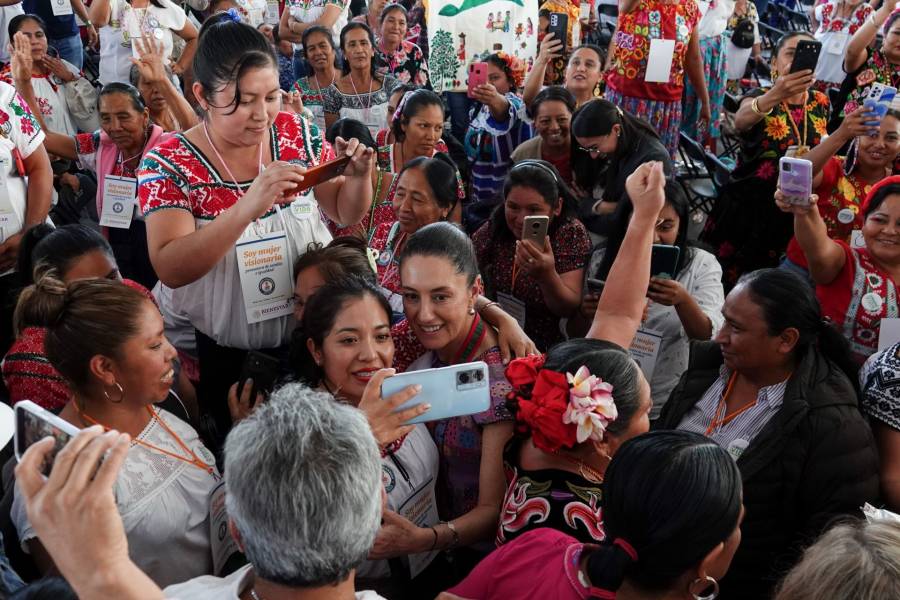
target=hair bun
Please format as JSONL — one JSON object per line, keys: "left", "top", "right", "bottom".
{"left": 586, "top": 537, "right": 640, "bottom": 595}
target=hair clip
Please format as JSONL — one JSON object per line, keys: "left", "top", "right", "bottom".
{"left": 223, "top": 7, "right": 242, "bottom": 23}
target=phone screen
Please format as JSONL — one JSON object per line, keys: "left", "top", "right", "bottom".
{"left": 16, "top": 408, "right": 74, "bottom": 475}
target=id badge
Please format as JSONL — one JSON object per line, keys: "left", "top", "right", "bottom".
{"left": 266, "top": 0, "right": 279, "bottom": 23}
{"left": 785, "top": 145, "right": 810, "bottom": 158}
{"left": 235, "top": 232, "right": 294, "bottom": 324}
{"left": 645, "top": 39, "right": 676, "bottom": 83}
{"left": 827, "top": 32, "right": 848, "bottom": 56}
{"left": 51, "top": 0, "right": 74, "bottom": 16}
{"left": 0, "top": 169, "right": 20, "bottom": 245}
{"left": 99, "top": 175, "right": 137, "bottom": 229}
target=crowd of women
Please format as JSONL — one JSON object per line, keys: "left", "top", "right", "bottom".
{"left": 0, "top": 0, "right": 899, "bottom": 598}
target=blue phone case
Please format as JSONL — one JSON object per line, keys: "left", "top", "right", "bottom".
{"left": 382, "top": 361, "right": 491, "bottom": 425}
{"left": 863, "top": 84, "right": 897, "bottom": 126}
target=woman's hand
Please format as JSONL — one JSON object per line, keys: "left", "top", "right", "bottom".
{"left": 515, "top": 237, "right": 555, "bottom": 279}
{"left": 775, "top": 188, "right": 818, "bottom": 216}
{"left": 227, "top": 380, "right": 263, "bottom": 424}
{"left": 40, "top": 54, "right": 76, "bottom": 83}
{"left": 238, "top": 161, "right": 307, "bottom": 221}
{"left": 625, "top": 161, "right": 666, "bottom": 219}
{"left": 647, "top": 277, "right": 689, "bottom": 307}
{"left": 358, "top": 368, "right": 430, "bottom": 448}
{"left": 368, "top": 510, "right": 432, "bottom": 560}
{"left": 130, "top": 34, "right": 168, "bottom": 86}
{"left": 0, "top": 232, "right": 24, "bottom": 272}
{"left": 333, "top": 135, "right": 375, "bottom": 179}
{"left": 494, "top": 312, "right": 539, "bottom": 364}
{"left": 9, "top": 32, "right": 34, "bottom": 84}
{"left": 470, "top": 82, "right": 506, "bottom": 108}
{"left": 536, "top": 32, "right": 563, "bottom": 66}
{"left": 281, "top": 89, "right": 304, "bottom": 115}
{"left": 837, "top": 104, "right": 880, "bottom": 139}
{"left": 770, "top": 68, "right": 815, "bottom": 102}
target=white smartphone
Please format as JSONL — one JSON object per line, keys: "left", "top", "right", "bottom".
{"left": 779, "top": 157, "right": 813, "bottom": 206}
{"left": 14, "top": 400, "right": 81, "bottom": 475}
{"left": 522, "top": 215, "right": 550, "bottom": 247}
{"left": 382, "top": 361, "right": 491, "bottom": 425}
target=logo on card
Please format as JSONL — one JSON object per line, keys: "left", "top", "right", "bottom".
{"left": 112, "top": 202, "right": 124, "bottom": 214}
{"left": 258, "top": 277, "right": 276, "bottom": 295}
{"left": 382, "top": 464, "right": 396, "bottom": 493}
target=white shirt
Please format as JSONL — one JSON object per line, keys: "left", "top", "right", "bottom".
{"left": 236, "top": 0, "right": 268, "bottom": 28}
{"left": 24, "top": 63, "right": 81, "bottom": 137}
{"left": 286, "top": 0, "right": 349, "bottom": 45}
{"left": 100, "top": 0, "right": 187, "bottom": 84}
{"left": 163, "top": 564, "right": 387, "bottom": 599}
{"left": 696, "top": 0, "right": 736, "bottom": 38}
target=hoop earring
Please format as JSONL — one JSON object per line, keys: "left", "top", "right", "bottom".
{"left": 468, "top": 307, "right": 476, "bottom": 315}
{"left": 103, "top": 382, "right": 125, "bottom": 404}
{"left": 688, "top": 576, "right": 719, "bottom": 600}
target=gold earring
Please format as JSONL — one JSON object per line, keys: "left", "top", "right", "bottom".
{"left": 103, "top": 382, "right": 125, "bottom": 403}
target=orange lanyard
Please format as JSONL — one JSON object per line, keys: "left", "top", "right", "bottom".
{"left": 75, "top": 404, "right": 216, "bottom": 476}
{"left": 704, "top": 372, "right": 758, "bottom": 436}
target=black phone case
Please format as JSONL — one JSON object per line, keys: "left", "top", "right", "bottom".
{"left": 789, "top": 41, "right": 821, "bottom": 74}
{"left": 549, "top": 12, "right": 569, "bottom": 53}
{"left": 237, "top": 351, "right": 280, "bottom": 404}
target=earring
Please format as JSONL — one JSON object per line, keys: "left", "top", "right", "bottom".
{"left": 771, "top": 67, "right": 778, "bottom": 81}
{"left": 468, "top": 307, "right": 476, "bottom": 315}
{"left": 103, "top": 382, "right": 125, "bottom": 404}
{"left": 688, "top": 576, "right": 719, "bottom": 600}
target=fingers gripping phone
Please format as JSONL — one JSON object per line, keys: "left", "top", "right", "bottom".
{"left": 864, "top": 83, "right": 898, "bottom": 126}
{"left": 237, "top": 351, "right": 280, "bottom": 405}
{"left": 382, "top": 362, "right": 491, "bottom": 425}
{"left": 467, "top": 62, "right": 488, "bottom": 99}
{"left": 285, "top": 155, "right": 352, "bottom": 197}
{"left": 650, "top": 244, "right": 681, "bottom": 279}
{"left": 548, "top": 12, "right": 569, "bottom": 54}
{"left": 789, "top": 40, "right": 822, "bottom": 74}
{"left": 779, "top": 157, "right": 813, "bottom": 206}
{"left": 523, "top": 215, "right": 550, "bottom": 247}
{"left": 14, "top": 401, "right": 80, "bottom": 476}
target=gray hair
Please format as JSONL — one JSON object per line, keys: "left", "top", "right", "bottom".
{"left": 224, "top": 383, "right": 382, "bottom": 587}
{"left": 774, "top": 519, "right": 900, "bottom": 600}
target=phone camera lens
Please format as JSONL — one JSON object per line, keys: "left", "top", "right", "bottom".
{"left": 458, "top": 372, "right": 470, "bottom": 384}
{"left": 475, "top": 370, "right": 484, "bottom": 381}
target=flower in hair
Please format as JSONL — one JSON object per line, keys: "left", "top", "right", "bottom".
{"left": 495, "top": 51, "right": 526, "bottom": 89}
{"left": 223, "top": 7, "right": 242, "bottom": 22}
{"left": 563, "top": 366, "right": 617, "bottom": 444}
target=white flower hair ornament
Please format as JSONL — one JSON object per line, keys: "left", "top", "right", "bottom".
{"left": 562, "top": 366, "right": 618, "bottom": 444}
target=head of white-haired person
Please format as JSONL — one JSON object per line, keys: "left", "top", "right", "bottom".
{"left": 163, "top": 384, "right": 386, "bottom": 600}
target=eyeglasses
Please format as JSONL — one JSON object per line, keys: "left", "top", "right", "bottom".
{"left": 578, "top": 144, "right": 603, "bottom": 155}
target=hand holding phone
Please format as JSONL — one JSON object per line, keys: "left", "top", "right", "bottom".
{"left": 547, "top": 12, "right": 569, "bottom": 54}
{"left": 284, "top": 155, "right": 352, "bottom": 198}
{"left": 236, "top": 351, "right": 280, "bottom": 407}
{"left": 467, "top": 62, "right": 488, "bottom": 99}
{"left": 15, "top": 401, "right": 81, "bottom": 476}
{"left": 382, "top": 362, "right": 490, "bottom": 425}
{"left": 863, "top": 83, "right": 897, "bottom": 128}
{"left": 358, "top": 368, "right": 430, "bottom": 446}
{"left": 779, "top": 157, "right": 813, "bottom": 206}
{"left": 789, "top": 40, "right": 821, "bottom": 74}
{"left": 650, "top": 244, "right": 681, "bottom": 279}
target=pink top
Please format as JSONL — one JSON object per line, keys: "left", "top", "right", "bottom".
{"left": 448, "top": 528, "right": 600, "bottom": 600}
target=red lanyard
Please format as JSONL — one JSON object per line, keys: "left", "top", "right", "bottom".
{"left": 704, "top": 372, "right": 758, "bottom": 436}
{"left": 452, "top": 314, "right": 487, "bottom": 364}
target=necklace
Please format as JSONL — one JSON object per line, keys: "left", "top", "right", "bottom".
{"left": 308, "top": 70, "right": 335, "bottom": 98}
{"left": 556, "top": 451, "right": 605, "bottom": 484}
{"left": 249, "top": 589, "right": 263, "bottom": 600}
{"left": 782, "top": 91, "right": 810, "bottom": 156}
{"left": 348, "top": 72, "right": 375, "bottom": 124}
{"left": 116, "top": 129, "right": 150, "bottom": 175}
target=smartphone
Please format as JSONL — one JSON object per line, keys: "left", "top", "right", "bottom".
{"left": 586, "top": 278, "right": 606, "bottom": 294}
{"left": 548, "top": 12, "right": 569, "bottom": 54}
{"left": 779, "top": 157, "right": 813, "bottom": 206}
{"left": 522, "top": 215, "right": 550, "bottom": 247}
{"left": 789, "top": 40, "right": 822, "bottom": 74}
{"left": 382, "top": 361, "right": 490, "bottom": 425}
{"left": 14, "top": 401, "right": 80, "bottom": 476}
{"left": 863, "top": 83, "right": 897, "bottom": 127}
{"left": 650, "top": 244, "right": 681, "bottom": 279}
{"left": 286, "top": 155, "right": 352, "bottom": 196}
{"left": 237, "top": 351, "right": 280, "bottom": 404}
{"left": 467, "top": 62, "right": 488, "bottom": 99}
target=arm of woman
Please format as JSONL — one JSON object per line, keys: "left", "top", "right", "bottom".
{"left": 283, "top": 4, "right": 344, "bottom": 41}
{"left": 89, "top": 0, "right": 112, "bottom": 28}
{"left": 733, "top": 66, "right": 813, "bottom": 132}
{"left": 309, "top": 138, "right": 374, "bottom": 227}
{"left": 805, "top": 105, "right": 876, "bottom": 188}
{"left": 846, "top": 0, "right": 894, "bottom": 73}
{"left": 173, "top": 20, "right": 199, "bottom": 77}
{"left": 684, "top": 32, "right": 711, "bottom": 123}
{"left": 586, "top": 162, "right": 665, "bottom": 347}
{"left": 476, "top": 296, "right": 539, "bottom": 363}
{"left": 874, "top": 422, "right": 900, "bottom": 511}
{"left": 517, "top": 237, "right": 584, "bottom": 316}
{"left": 776, "top": 192, "right": 847, "bottom": 284}
{"left": 0, "top": 144, "right": 53, "bottom": 270}
{"left": 132, "top": 35, "right": 199, "bottom": 130}
{"left": 523, "top": 33, "right": 561, "bottom": 108}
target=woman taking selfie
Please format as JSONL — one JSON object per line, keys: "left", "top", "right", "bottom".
{"left": 511, "top": 86, "right": 576, "bottom": 187}
{"left": 522, "top": 39, "right": 603, "bottom": 111}
{"left": 444, "top": 430, "right": 744, "bottom": 600}
{"left": 322, "top": 22, "right": 400, "bottom": 137}
{"left": 138, "top": 14, "right": 374, "bottom": 444}
{"left": 11, "top": 274, "right": 218, "bottom": 587}
{"left": 658, "top": 268, "right": 879, "bottom": 599}
{"left": 473, "top": 160, "right": 590, "bottom": 352}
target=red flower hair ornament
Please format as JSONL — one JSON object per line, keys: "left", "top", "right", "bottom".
{"left": 505, "top": 356, "right": 618, "bottom": 454}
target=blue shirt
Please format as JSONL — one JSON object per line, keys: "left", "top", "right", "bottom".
{"left": 23, "top": 0, "right": 78, "bottom": 40}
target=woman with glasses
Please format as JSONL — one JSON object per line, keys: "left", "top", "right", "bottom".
{"left": 569, "top": 99, "right": 672, "bottom": 236}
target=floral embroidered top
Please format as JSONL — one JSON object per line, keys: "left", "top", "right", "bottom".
{"left": 812, "top": 0, "right": 871, "bottom": 84}
{"left": 292, "top": 75, "right": 331, "bottom": 134}
{"left": 844, "top": 49, "right": 900, "bottom": 116}
{"left": 321, "top": 75, "right": 401, "bottom": 138}
{"left": 607, "top": 0, "right": 702, "bottom": 101}
{"left": 815, "top": 0, "right": 871, "bottom": 35}
{"left": 0, "top": 63, "right": 79, "bottom": 136}
{"left": 375, "top": 39, "right": 430, "bottom": 87}
{"left": 496, "top": 437, "right": 605, "bottom": 546}
{"left": 733, "top": 88, "right": 830, "bottom": 182}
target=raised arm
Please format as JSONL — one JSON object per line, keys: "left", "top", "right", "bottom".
{"left": 522, "top": 33, "right": 562, "bottom": 108}
{"left": 846, "top": 0, "right": 896, "bottom": 73}
{"left": 586, "top": 161, "right": 665, "bottom": 347}
{"left": 172, "top": 20, "right": 199, "bottom": 78}
{"left": 734, "top": 68, "right": 814, "bottom": 132}
{"left": 132, "top": 35, "right": 198, "bottom": 129}
{"left": 775, "top": 191, "right": 846, "bottom": 284}
{"left": 804, "top": 105, "right": 877, "bottom": 188}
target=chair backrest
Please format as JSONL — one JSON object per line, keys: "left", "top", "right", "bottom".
{"left": 679, "top": 131, "right": 707, "bottom": 165}
{"left": 703, "top": 151, "right": 734, "bottom": 194}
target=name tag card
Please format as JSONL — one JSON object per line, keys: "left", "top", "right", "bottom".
{"left": 99, "top": 175, "right": 137, "bottom": 229}
{"left": 645, "top": 39, "right": 676, "bottom": 83}
{"left": 628, "top": 327, "right": 663, "bottom": 381}
{"left": 236, "top": 233, "right": 294, "bottom": 324}
{"left": 51, "top": 0, "right": 74, "bottom": 16}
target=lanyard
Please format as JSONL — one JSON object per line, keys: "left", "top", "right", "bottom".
{"left": 782, "top": 93, "right": 809, "bottom": 150}
{"left": 115, "top": 131, "right": 149, "bottom": 176}
{"left": 379, "top": 224, "right": 406, "bottom": 288}
{"left": 202, "top": 121, "right": 264, "bottom": 199}
{"left": 75, "top": 404, "right": 216, "bottom": 476}
{"left": 704, "top": 372, "right": 758, "bottom": 436}
{"left": 348, "top": 73, "right": 374, "bottom": 125}
{"left": 451, "top": 313, "right": 487, "bottom": 364}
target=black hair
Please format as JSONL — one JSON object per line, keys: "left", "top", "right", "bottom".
{"left": 9, "top": 577, "right": 77, "bottom": 600}
{"left": 379, "top": 2, "right": 407, "bottom": 23}
{"left": 846, "top": 110, "right": 900, "bottom": 174}
{"left": 586, "top": 430, "right": 742, "bottom": 594}
{"left": 737, "top": 269, "right": 858, "bottom": 386}
{"left": 595, "top": 180, "right": 693, "bottom": 281}
{"left": 325, "top": 117, "right": 378, "bottom": 149}
{"left": 193, "top": 12, "right": 277, "bottom": 114}
{"left": 398, "top": 221, "right": 478, "bottom": 286}
{"left": 339, "top": 22, "right": 379, "bottom": 77}
{"left": 863, "top": 182, "right": 900, "bottom": 217}
{"left": 886, "top": 10, "right": 900, "bottom": 34}
{"left": 485, "top": 52, "right": 517, "bottom": 91}
{"left": 292, "top": 237, "right": 376, "bottom": 282}
{"left": 301, "top": 25, "right": 339, "bottom": 72}
{"left": 99, "top": 82, "right": 146, "bottom": 113}
{"left": 128, "top": 62, "right": 174, "bottom": 89}
{"left": 8, "top": 13, "right": 46, "bottom": 41}
{"left": 571, "top": 98, "right": 660, "bottom": 194}
{"left": 295, "top": 275, "right": 392, "bottom": 386}
{"left": 569, "top": 43, "right": 604, "bottom": 66}
{"left": 395, "top": 153, "right": 459, "bottom": 212}
{"left": 773, "top": 30, "right": 815, "bottom": 62}
{"left": 541, "top": 339, "right": 643, "bottom": 439}
{"left": 391, "top": 88, "right": 443, "bottom": 142}
{"left": 528, "top": 85, "right": 576, "bottom": 121}
{"left": 17, "top": 224, "right": 114, "bottom": 287}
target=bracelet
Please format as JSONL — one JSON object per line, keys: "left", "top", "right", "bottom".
{"left": 481, "top": 301, "right": 500, "bottom": 313}
{"left": 429, "top": 526, "right": 438, "bottom": 551}
{"left": 751, "top": 96, "right": 772, "bottom": 117}
{"left": 443, "top": 520, "right": 460, "bottom": 549}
